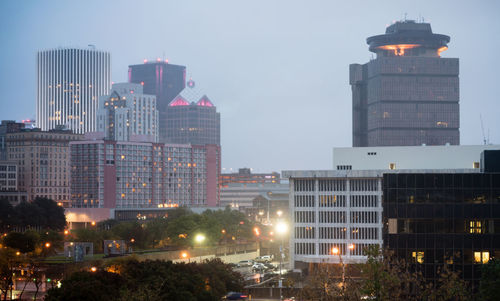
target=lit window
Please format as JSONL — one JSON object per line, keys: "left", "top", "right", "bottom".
{"left": 412, "top": 251, "right": 424, "bottom": 264}
{"left": 389, "top": 163, "right": 396, "bottom": 170}
{"left": 469, "top": 220, "right": 483, "bottom": 234}
{"left": 474, "top": 251, "right": 490, "bottom": 264}
{"left": 473, "top": 162, "right": 480, "bottom": 169}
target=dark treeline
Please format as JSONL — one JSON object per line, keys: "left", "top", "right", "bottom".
{"left": 45, "top": 258, "right": 243, "bottom": 301}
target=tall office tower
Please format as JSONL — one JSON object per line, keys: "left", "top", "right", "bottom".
{"left": 0, "top": 120, "right": 25, "bottom": 160}
{"left": 165, "top": 79, "right": 220, "bottom": 145}
{"left": 128, "top": 60, "right": 186, "bottom": 143}
{"left": 5, "top": 127, "right": 81, "bottom": 207}
{"left": 97, "top": 83, "right": 158, "bottom": 142}
{"left": 350, "top": 20, "right": 459, "bottom": 147}
{"left": 37, "top": 47, "right": 111, "bottom": 134}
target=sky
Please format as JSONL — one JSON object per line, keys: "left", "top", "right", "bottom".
{"left": 0, "top": 0, "right": 499, "bottom": 173}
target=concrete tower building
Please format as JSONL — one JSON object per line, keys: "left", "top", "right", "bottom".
{"left": 128, "top": 60, "right": 186, "bottom": 143}
{"left": 97, "top": 83, "right": 158, "bottom": 142}
{"left": 350, "top": 21, "right": 459, "bottom": 147}
{"left": 37, "top": 47, "right": 111, "bottom": 134}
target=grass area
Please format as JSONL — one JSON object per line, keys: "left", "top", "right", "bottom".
{"left": 43, "top": 253, "right": 106, "bottom": 263}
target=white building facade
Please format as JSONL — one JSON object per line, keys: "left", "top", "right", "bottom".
{"left": 97, "top": 83, "right": 158, "bottom": 142}
{"left": 283, "top": 170, "right": 383, "bottom": 270}
{"left": 333, "top": 145, "right": 500, "bottom": 171}
{"left": 37, "top": 47, "right": 111, "bottom": 134}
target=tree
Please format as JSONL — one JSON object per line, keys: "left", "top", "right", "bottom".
{"left": 427, "top": 264, "right": 470, "bottom": 301}
{"left": 3, "top": 231, "right": 39, "bottom": 253}
{"left": 0, "top": 248, "right": 16, "bottom": 301}
{"left": 479, "top": 259, "right": 500, "bottom": 301}
{"left": 33, "top": 197, "right": 66, "bottom": 230}
{"left": 45, "top": 270, "right": 124, "bottom": 301}
{"left": 0, "top": 198, "right": 14, "bottom": 232}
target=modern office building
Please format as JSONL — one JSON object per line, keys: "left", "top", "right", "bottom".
{"left": 283, "top": 170, "right": 383, "bottom": 270}
{"left": 5, "top": 127, "right": 81, "bottom": 207}
{"left": 350, "top": 20, "right": 459, "bottom": 147}
{"left": 97, "top": 83, "right": 158, "bottom": 142}
{"left": 128, "top": 60, "right": 186, "bottom": 143}
{"left": 37, "top": 47, "right": 111, "bottom": 134}
{"left": 0, "top": 120, "right": 25, "bottom": 160}
{"left": 221, "top": 168, "right": 281, "bottom": 186}
{"left": 70, "top": 137, "right": 220, "bottom": 208}
{"left": 383, "top": 161, "right": 500, "bottom": 289}
{"left": 333, "top": 145, "right": 500, "bottom": 171}
{"left": 285, "top": 145, "right": 500, "bottom": 272}
{"left": 164, "top": 79, "right": 220, "bottom": 145}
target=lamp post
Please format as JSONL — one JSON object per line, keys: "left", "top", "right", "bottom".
{"left": 194, "top": 234, "right": 206, "bottom": 263}
{"left": 332, "top": 244, "right": 354, "bottom": 296}
{"left": 276, "top": 222, "right": 288, "bottom": 301}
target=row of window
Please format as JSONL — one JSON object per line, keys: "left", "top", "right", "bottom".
{"left": 296, "top": 226, "right": 379, "bottom": 240}
{"left": 295, "top": 179, "right": 380, "bottom": 192}
{"left": 294, "top": 194, "right": 378, "bottom": 208}
{"left": 295, "top": 210, "right": 379, "bottom": 224}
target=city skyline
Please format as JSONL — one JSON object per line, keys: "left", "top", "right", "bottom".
{"left": 1, "top": 0, "right": 499, "bottom": 172}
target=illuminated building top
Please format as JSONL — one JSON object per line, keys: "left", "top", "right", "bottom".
{"left": 367, "top": 20, "right": 450, "bottom": 57}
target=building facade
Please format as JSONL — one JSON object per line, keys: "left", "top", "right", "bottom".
{"left": 0, "top": 161, "right": 28, "bottom": 205}
{"left": 333, "top": 145, "right": 500, "bottom": 171}
{"left": 128, "top": 60, "right": 186, "bottom": 143}
{"left": 164, "top": 79, "right": 220, "bottom": 145}
{"left": 97, "top": 83, "right": 158, "bottom": 142}
{"left": 283, "top": 170, "right": 384, "bottom": 270}
{"left": 70, "top": 139, "right": 220, "bottom": 208}
{"left": 5, "top": 128, "right": 81, "bottom": 207}
{"left": 383, "top": 169, "right": 500, "bottom": 289}
{"left": 0, "top": 120, "right": 25, "bottom": 160}
{"left": 221, "top": 168, "right": 280, "bottom": 186}
{"left": 351, "top": 20, "right": 459, "bottom": 147}
{"left": 37, "top": 47, "right": 111, "bottom": 134}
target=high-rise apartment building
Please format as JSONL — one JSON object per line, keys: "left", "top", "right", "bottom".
{"left": 128, "top": 60, "right": 186, "bottom": 143}
{"left": 351, "top": 20, "right": 459, "bottom": 147}
{"left": 5, "top": 127, "right": 81, "bottom": 207}
{"left": 37, "top": 47, "right": 111, "bottom": 134}
{"left": 97, "top": 83, "right": 158, "bottom": 142}
{"left": 0, "top": 161, "right": 27, "bottom": 205}
{"left": 164, "top": 79, "right": 220, "bottom": 145}
{"left": 70, "top": 139, "right": 220, "bottom": 208}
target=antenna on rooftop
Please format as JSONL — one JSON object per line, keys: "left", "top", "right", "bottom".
{"left": 480, "top": 114, "right": 489, "bottom": 145}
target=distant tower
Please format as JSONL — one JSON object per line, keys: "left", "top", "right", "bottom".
{"left": 128, "top": 60, "right": 186, "bottom": 143}
{"left": 164, "top": 78, "right": 220, "bottom": 146}
{"left": 37, "top": 48, "right": 111, "bottom": 134}
{"left": 350, "top": 21, "right": 459, "bottom": 146}
{"left": 97, "top": 83, "right": 158, "bottom": 142}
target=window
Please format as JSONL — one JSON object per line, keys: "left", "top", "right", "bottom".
{"left": 474, "top": 251, "right": 490, "bottom": 264}
{"left": 473, "top": 162, "right": 480, "bottom": 169}
{"left": 412, "top": 251, "right": 424, "bottom": 264}
{"left": 389, "top": 163, "right": 396, "bottom": 170}
{"left": 468, "top": 220, "right": 484, "bottom": 234}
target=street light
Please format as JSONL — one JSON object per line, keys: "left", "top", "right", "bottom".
{"left": 276, "top": 222, "right": 288, "bottom": 301}
{"left": 194, "top": 234, "right": 206, "bottom": 262}
{"left": 332, "top": 244, "right": 355, "bottom": 295}
{"left": 181, "top": 251, "right": 190, "bottom": 263}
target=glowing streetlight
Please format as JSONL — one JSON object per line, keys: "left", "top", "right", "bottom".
{"left": 181, "top": 251, "right": 189, "bottom": 262}
{"left": 275, "top": 222, "right": 288, "bottom": 300}
{"left": 276, "top": 210, "right": 283, "bottom": 217}
{"left": 16, "top": 251, "right": 20, "bottom": 256}
{"left": 64, "top": 230, "right": 69, "bottom": 235}
{"left": 45, "top": 242, "right": 51, "bottom": 248}
{"left": 90, "top": 266, "right": 97, "bottom": 272}
{"left": 90, "top": 221, "right": 96, "bottom": 226}
{"left": 195, "top": 234, "right": 206, "bottom": 243}
{"left": 253, "top": 227, "right": 260, "bottom": 236}
{"left": 349, "top": 244, "right": 355, "bottom": 250}
{"left": 331, "top": 247, "right": 339, "bottom": 255}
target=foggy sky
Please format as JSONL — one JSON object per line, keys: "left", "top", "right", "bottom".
{"left": 1, "top": 0, "right": 499, "bottom": 173}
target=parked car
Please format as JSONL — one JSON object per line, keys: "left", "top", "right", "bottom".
{"left": 222, "top": 292, "right": 249, "bottom": 300}
{"left": 236, "top": 260, "right": 253, "bottom": 267}
{"left": 254, "top": 255, "right": 273, "bottom": 263}
{"left": 252, "top": 263, "right": 266, "bottom": 270}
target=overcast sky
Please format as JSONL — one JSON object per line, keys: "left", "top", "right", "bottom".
{"left": 1, "top": 0, "right": 499, "bottom": 173}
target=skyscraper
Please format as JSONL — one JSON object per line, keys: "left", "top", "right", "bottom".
{"left": 37, "top": 47, "right": 111, "bottom": 134}
{"left": 128, "top": 60, "right": 186, "bottom": 143}
{"left": 97, "top": 83, "right": 158, "bottom": 142}
{"left": 350, "top": 20, "right": 459, "bottom": 147}
{"left": 164, "top": 79, "right": 220, "bottom": 145}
